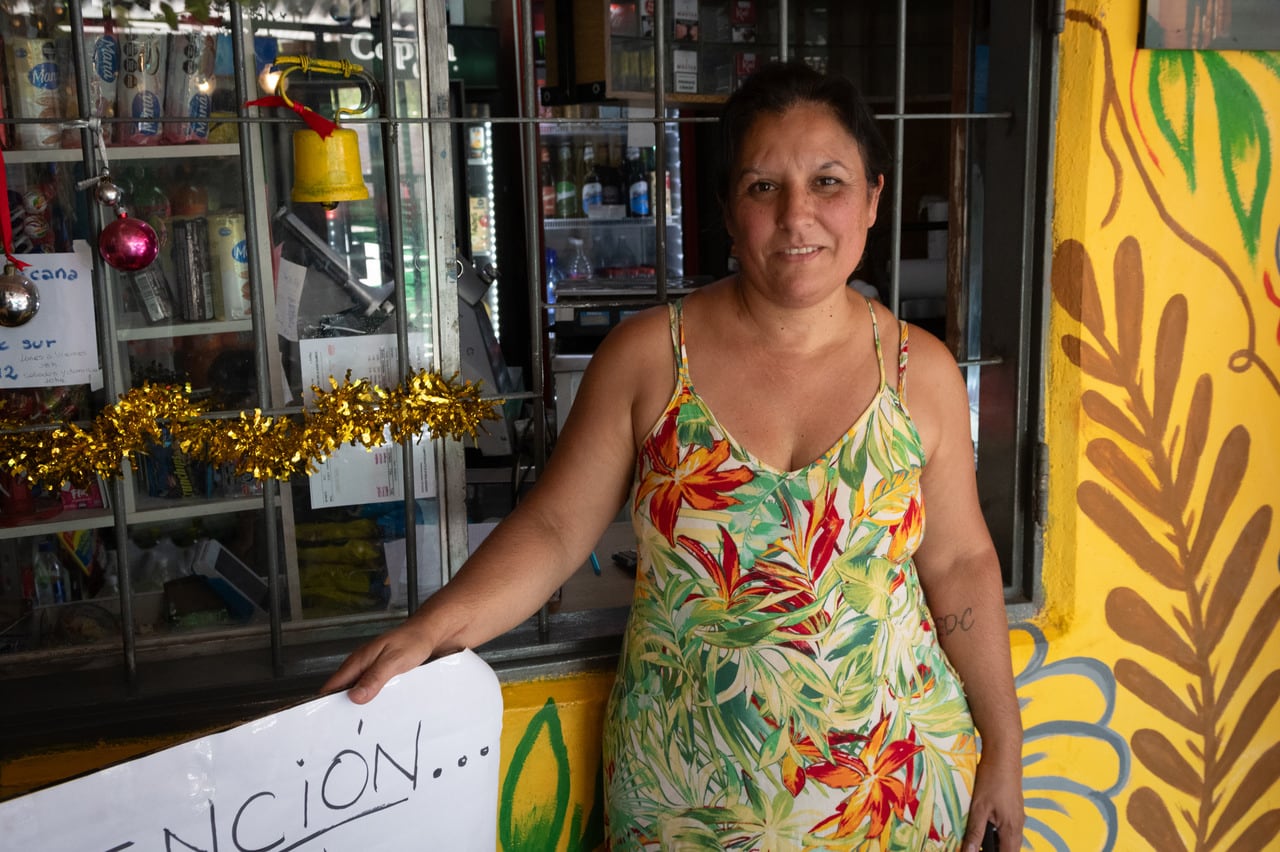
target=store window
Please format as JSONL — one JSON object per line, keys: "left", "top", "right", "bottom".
{"left": 0, "top": 0, "right": 1051, "bottom": 739}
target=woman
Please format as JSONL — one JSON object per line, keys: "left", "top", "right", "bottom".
{"left": 325, "top": 61, "right": 1024, "bottom": 851}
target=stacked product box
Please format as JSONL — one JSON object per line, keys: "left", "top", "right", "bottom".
{"left": 1, "top": 28, "right": 217, "bottom": 150}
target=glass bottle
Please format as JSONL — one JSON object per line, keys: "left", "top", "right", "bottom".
{"left": 554, "top": 141, "right": 579, "bottom": 219}
{"left": 625, "top": 146, "right": 650, "bottom": 217}
{"left": 579, "top": 141, "right": 603, "bottom": 218}
{"left": 540, "top": 143, "right": 556, "bottom": 219}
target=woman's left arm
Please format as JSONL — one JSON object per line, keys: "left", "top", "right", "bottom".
{"left": 903, "top": 326, "right": 1024, "bottom": 852}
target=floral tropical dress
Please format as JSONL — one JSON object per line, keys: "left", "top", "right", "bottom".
{"left": 603, "top": 299, "right": 977, "bottom": 851}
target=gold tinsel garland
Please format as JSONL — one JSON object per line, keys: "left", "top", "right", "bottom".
{"left": 0, "top": 371, "right": 500, "bottom": 489}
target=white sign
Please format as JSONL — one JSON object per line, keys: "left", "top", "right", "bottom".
{"left": 0, "top": 243, "right": 101, "bottom": 390}
{"left": 301, "top": 332, "right": 436, "bottom": 508}
{"left": 0, "top": 649, "right": 503, "bottom": 852}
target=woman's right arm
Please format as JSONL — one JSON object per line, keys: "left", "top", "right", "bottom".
{"left": 322, "top": 308, "right": 671, "bottom": 703}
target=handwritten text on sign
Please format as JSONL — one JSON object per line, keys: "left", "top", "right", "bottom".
{"left": 0, "top": 243, "right": 100, "bottom": 390}
{"left": 0, "top": 649, "right": 503, "bottom": 851}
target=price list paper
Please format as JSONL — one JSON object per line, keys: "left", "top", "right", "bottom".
{"left": 0, "top": 242, "right": 101, "bottom": 390}
{"left": 300, "top": 333, "right": 436, "bottom": 508}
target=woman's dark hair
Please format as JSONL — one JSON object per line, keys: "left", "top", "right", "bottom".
{"left": 716, "top": 61, "right": 890, "bottom": 207}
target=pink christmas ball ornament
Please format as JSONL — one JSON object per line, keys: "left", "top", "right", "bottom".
{"left": 99, "top": 212, "right": 159, "bottom": 272}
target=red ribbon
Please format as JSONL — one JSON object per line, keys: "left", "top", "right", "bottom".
{"left": 244, "top": 96, "right": 339, "bottom": 139}
{"left": 0, "top": 146, "right": 32, "bottom": 271}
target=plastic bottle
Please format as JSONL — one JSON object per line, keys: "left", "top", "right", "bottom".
{"left": 32, "top": 539, "right": 68, "bottom": 606}
{"left": 564, "top": 236, "right": 593, "bottom": 280}
{"left": 545, "top": 248, "right": 563, "bottom": 331}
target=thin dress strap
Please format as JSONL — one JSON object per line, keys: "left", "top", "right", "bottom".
{"left": 668, "top": 300, "right": 691, "bottom": 385}
{"left": 896, "top": 320, "right": 911, "bottom": 399}
{"left": 866, "top": 297, "right": 887, "bottom": 390}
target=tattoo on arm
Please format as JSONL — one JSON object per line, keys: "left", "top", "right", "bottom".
{"left": 936, "top": 607, "right": 975, "bottom": 637}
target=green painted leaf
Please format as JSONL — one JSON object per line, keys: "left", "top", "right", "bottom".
{"left": 500, "top": 699, "right": 571, "bottom": 852}
{"left": 1256, "top": 52, "right": 1280, "bottom": 80}
{"left": 1201, "top": 52, "right": 1271, "bottom": 260}
{"left": 1148, "top": 52, "right": 1198, "bottom": 189}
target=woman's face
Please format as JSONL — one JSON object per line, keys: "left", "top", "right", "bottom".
{"left": 724, "top": 101, "right": 883, "bottom": 304}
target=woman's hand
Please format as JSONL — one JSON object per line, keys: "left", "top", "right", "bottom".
{"left": 961, "top": 749, "right": 1024, "bottom": 852}
{"left": 321, "top": 617, "right": 438, "bottom": 704}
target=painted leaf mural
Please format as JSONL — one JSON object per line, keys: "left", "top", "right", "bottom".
{"left": 1144, "top": 51, "right": 1273, "bottom": 260}
{"left": 1053, "top": 235, "right": 1279, "bottom": 851}
{"left": 1148, "top": 51, "right": 1198, "bottom": 188}
{"left": 499, "top": 698, "right": 603, "bottom": 852}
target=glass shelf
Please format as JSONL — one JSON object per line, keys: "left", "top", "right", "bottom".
{"left": 129, "top": 493, "right": 268, "bottom": 525}
{"left": 544, "top": 216, "right": 680, "bottom": 230}
{"left": 3, "top": 143, "right": 239, "bottom": 166}
{"left": 0, "top": 507, "right": 115, "bottom": 542}
{"left": 115, "top": 318, "right": 253, "bottom": 342}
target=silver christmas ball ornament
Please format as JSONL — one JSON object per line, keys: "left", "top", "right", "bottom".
{"left": 94, "top": 179, "right": 124, "bottom": 208}
{"left": 0, "top": 263, "right": 39, "bottom": 327}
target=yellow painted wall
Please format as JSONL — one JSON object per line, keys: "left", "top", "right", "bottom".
{"left": 4, "top": 2, "right": 1278, "bottom": 850}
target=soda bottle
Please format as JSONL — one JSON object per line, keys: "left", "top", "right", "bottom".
{"left": 32, "top": 538, "right": 68, "bottom": 605}
{"left": 554, "top": 141, "right": 580, "bottom": 219}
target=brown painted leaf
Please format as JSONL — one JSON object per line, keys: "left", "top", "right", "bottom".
{"left": 1205, "top": 506, "right": 1272, "bottom": 653}
{"left": 1206, "top": 741, "right": 1280, "bottom": 848}
{"left": 1081, "top": 482, "right": 1186, "bottom": 591}
{"left": 1174, "top": 375, "right": 1212, "bottom": 514}
{"left": 1087, "top": 437, "right": 1166, "bottom": 515}
{"left": 1105, "top": 587, "right": 1199, "bottom": 673}
{"left": 1082, "top": 389, "right": 1146, "bottom": 445}
{"left": 1217, "top": 669, "right": 1280, "bottom": 783}
{"left": 1218, "top": 586, "right": 1280, "bottom": 710}
{"left": 1132, "top": 728, "right": 1203, "bottom": 797}
{"left": 1188, "top": 426, "right": 1250, "bottom": 573}
{"left": 1052, "top": 239, "right": 1106, "bottom": 341}
{"left": 1128, "top": 786, "right": 1189, "bottom": 852}
{"left": 1114, "top": 659, "right": 1198, "bottom": 729}
{"left": 1113, "top": 236, "right": 1145, "bottom": 381}
{"left": 1226, "top": 809, "right": 1280, "bottom": 852}
{"left": 1152, "top": 295, "right": 1188, "bottom": 436}
{"left": 1061, "top": 334, "right": 1119, "bottom": 384}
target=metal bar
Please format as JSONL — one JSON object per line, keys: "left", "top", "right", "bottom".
{"left": 779, "top": 0, "right": 789, "bottom": 61}
{"left": 230, "top": 1, "right": 286, "bottom": 675}
{"left": 420, "top": 0, "right": 470, "bottom": 581}
{"left": 0, "top": 111, "right": 1010, "bottom": 130}
{"left": 512, "top": 0, "right": 552, "bottom": 643}
{"left": 653, "top": 0, "right": 668, "bottom": 304}
{"left": 516, "top": 0, "right": 547, "bottom": 482}
{"left": 67, "top": 0, "right": 138, "bottom": 687}
{"left": 887, "top": 0, "right": 908, "bottom": 317}
{"left": 377, "top": 0, "right": 418, "bottom": 613}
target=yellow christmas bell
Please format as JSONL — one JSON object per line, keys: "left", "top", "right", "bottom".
{"left": 274, "top": 56, "right": 376, "bottom": 208}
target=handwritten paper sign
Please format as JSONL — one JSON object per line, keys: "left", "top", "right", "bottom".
{"left": 301, "top": 333, "right": 436, "bottom": 508}
{"left": 0, "top": 243, "right": 100, "bottom": 390}
{"left": 0, "top": 649, "right": 503, "bottom": 852}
